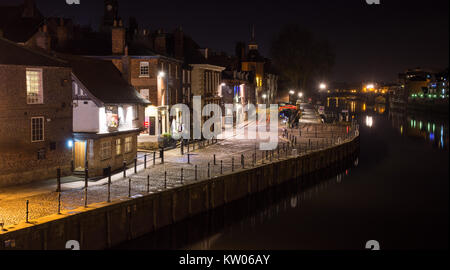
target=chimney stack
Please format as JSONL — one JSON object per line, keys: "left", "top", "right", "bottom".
{"left": 174, "top": 26, "right": 184, "bottom": 59}
{"left": 35, "top": 24, "right": 51, "bottom": 51}
{"left": 112, "top": 19, "right": 125, "bottom": 55}
{"left": 22, "top": 0, "right": 35, "bottom": 18}
{"left": 198, "top": 48, "right": 209, "bottom": 60}
{"left": 154, "top": 29, "right": 166, "bottom": 55}
{"left": 56, "top": 18, "right": 69, "bottom": 49}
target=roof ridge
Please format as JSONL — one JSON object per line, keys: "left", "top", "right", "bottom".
{"left": 0, "top": 37, "right": 68, "bottom": 65}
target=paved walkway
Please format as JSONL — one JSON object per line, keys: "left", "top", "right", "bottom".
{"left": 0, "top": 117, "right": 355, "bottom": 228}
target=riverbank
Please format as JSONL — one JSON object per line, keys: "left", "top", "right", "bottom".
{"left": 0, "top": 134, "right": 359, "bottom": 250}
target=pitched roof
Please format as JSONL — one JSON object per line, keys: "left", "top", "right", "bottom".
{"left": 0, "top": 37, "right": 69, "bottom": 67}
{"left": 58, "top": 54, "right": 150, "bottom": 105}
{"left": 0, "top": 4, "right": 44, "bottom": 43}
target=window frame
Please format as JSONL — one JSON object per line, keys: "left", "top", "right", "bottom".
{"left": 26, "top": 68, "right": 44, "bottom": 104}
{"left": 139, "top": 61, "right": 150, "bottom": 78}
{"left": 31, "top": 117, "right": 45, "bottom": 143}
{"left": 100, "top": 140, "right": 112, "bottom": 160}
{"left": 125, "top": 137, "right": 133, "bottom": 153}
{"left": 116, "top": 138, "right": 122, "bottom": 156}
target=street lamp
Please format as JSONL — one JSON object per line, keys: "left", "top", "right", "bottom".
{"left": 298, "top": 92, "right": 303, "bottom": 98}
{"left": 289, "top": 90, "right": 295, "bottom": 95}
{"left": 319, "top": 83, "right": 327, "bottom": 90}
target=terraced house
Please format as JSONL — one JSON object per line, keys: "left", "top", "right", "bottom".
{"left": 0, "top": 38, "right": 73, "bottom": 187}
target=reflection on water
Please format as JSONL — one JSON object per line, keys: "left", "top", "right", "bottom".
{"left": 113, "top": 156, "right": 358, "bottom": 250}
{"left": 389, "top": 110, "right": 448, "bottom": 150}
{"left": 326, "top": 97, "right": 448, "bottom": 150}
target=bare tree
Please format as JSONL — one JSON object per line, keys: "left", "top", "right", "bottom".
{"left": 270, "top": 24, "right": 335, "bottom": 95}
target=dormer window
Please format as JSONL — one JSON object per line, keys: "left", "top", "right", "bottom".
{"left": 140, "top": 61, "right": 149, "bottom": 77}
{"left": 26, "top": 68, "right": 43, "bottom": 104}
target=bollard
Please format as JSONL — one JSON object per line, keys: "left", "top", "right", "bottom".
{"left": 56, "top": 168, "right": 61, "bottom": 193}
{"left": 26, "top": 200, "right": 29, "bottom": 223}
{"left": 134, "top": 158, "right": 137, "bottom": 174}
{"left": 187, "top": 153, "right": 191, "bottom": 164}
{"left": 144, "top": 154, "right": 147, "bottom": 169}
{"left": 84, "top": 168, "right": 88, "bottom": 208}
{"left": 147, "top": 175, "right": 150, "bottom": 193}
{"left": 161, "top": 148, "right": 165, "bottom": 164}
{"left": 181, "top": 140, "right": 184, "bottom": 155}
{"left": 107, "top": 166, "right": 112, "bottom": 203}
{"left": 208, "top": 163, "right": 211, "bottom": 178}
{"left": 128, "top": 178, "right": 131, "bottom": 198}
{"left": 123, "top": 161, "right": 127, "bottom": 178}
{"left": 153, "top": 152, "right": 156, "bottom": 165}
{"left": 232, "top": 157, "right": 235, "bottom": 172}
{"left": 195, "top": 165, "right": 198, "bottom": 180}
{"left": 181, "top": 168, "right": 184, "bottom": 184}
{"left": 241, "top": 154, "right": 245, "bottom": 169}
{"left": 214, "top": 154, "right": 216, "bottom": 165}
{"left": 57, "top": 192, "right": 61, "bottom": 215}
{"left": 220, "top": 160, "right": 223, "bottom": 174}
{"left": 253, "top": 153, "right": 256, "bottom": 166}
{"left": 164, "top": 171, "right": 167, "bottom": 189}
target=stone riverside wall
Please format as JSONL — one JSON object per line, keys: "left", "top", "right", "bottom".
{"left": 0, "top": 136, "right": 359, "bottom": 250}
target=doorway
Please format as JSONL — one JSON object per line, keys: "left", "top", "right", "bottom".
{"left": 74, "top": 141, "right": 86, "bottom": 171}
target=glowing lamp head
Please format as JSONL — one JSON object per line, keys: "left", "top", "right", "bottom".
{"left": 319, "top": 83, "right": 327, "bottom": 90}
{"left": 67, "top": 140, "right": 74, "bottom": 148}
{"left": 159, "top": 71, "right": 166, "bottom": 77}
{"left": 289, "top": 90, "right": 295, "bottom": 95}
{"left": 262, "top": 94, "right": 267, "bottom": 99}
{"left": 298, "top": 92, "right": 304, "bottom": 98}
{"left": 367, "top": 84, "right": 375, "bottom": 90}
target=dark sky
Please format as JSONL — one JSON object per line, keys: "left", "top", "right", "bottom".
{"left": 3, "top": 0, "right": 449, "bottom": 83}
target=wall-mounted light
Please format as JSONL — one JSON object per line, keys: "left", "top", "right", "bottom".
{"left": 67, "top": 139, "right": 74, "bottom": 148}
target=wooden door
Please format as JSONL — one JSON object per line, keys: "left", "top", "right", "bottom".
{"left": 74, "top": 141, "right": 86, "bottom": 170}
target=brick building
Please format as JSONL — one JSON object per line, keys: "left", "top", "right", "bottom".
{"left": 0, "top": 38, "right": 73, "bottom": 187}
{"left": 59, "top": 54, "right": 149, "bottom": 177}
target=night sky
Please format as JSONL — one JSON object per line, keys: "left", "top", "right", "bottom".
{"left": 3, "top": 0, "right": 449, "bottom": 83}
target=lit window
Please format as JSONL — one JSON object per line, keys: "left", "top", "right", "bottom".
{"left": 140, "top": 62, "right": 149, "bottom": 77}
{"left": 31, "top": 117, "right": 44, "bottom": 142}
{"left": 125, "top": 137, "right": 133, "bottom": 153}
{"left": 26, "top": 68, "right": 43, "bottom": 104}
{"left": 116, "top": 139, "right": 122, "bottom": 156}
{"left": 101, "top": 141, "right": 112, "bottom": 160}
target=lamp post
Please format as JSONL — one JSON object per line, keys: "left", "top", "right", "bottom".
{"left": 159, "top": 71, "right": 169, "bottom": 134}
{"left": 289, "top": 90, "right": 295, "bottom": 103}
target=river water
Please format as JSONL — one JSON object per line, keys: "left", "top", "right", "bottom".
{"left": 115, "top": 99, "right": 449, "bottom": 250}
